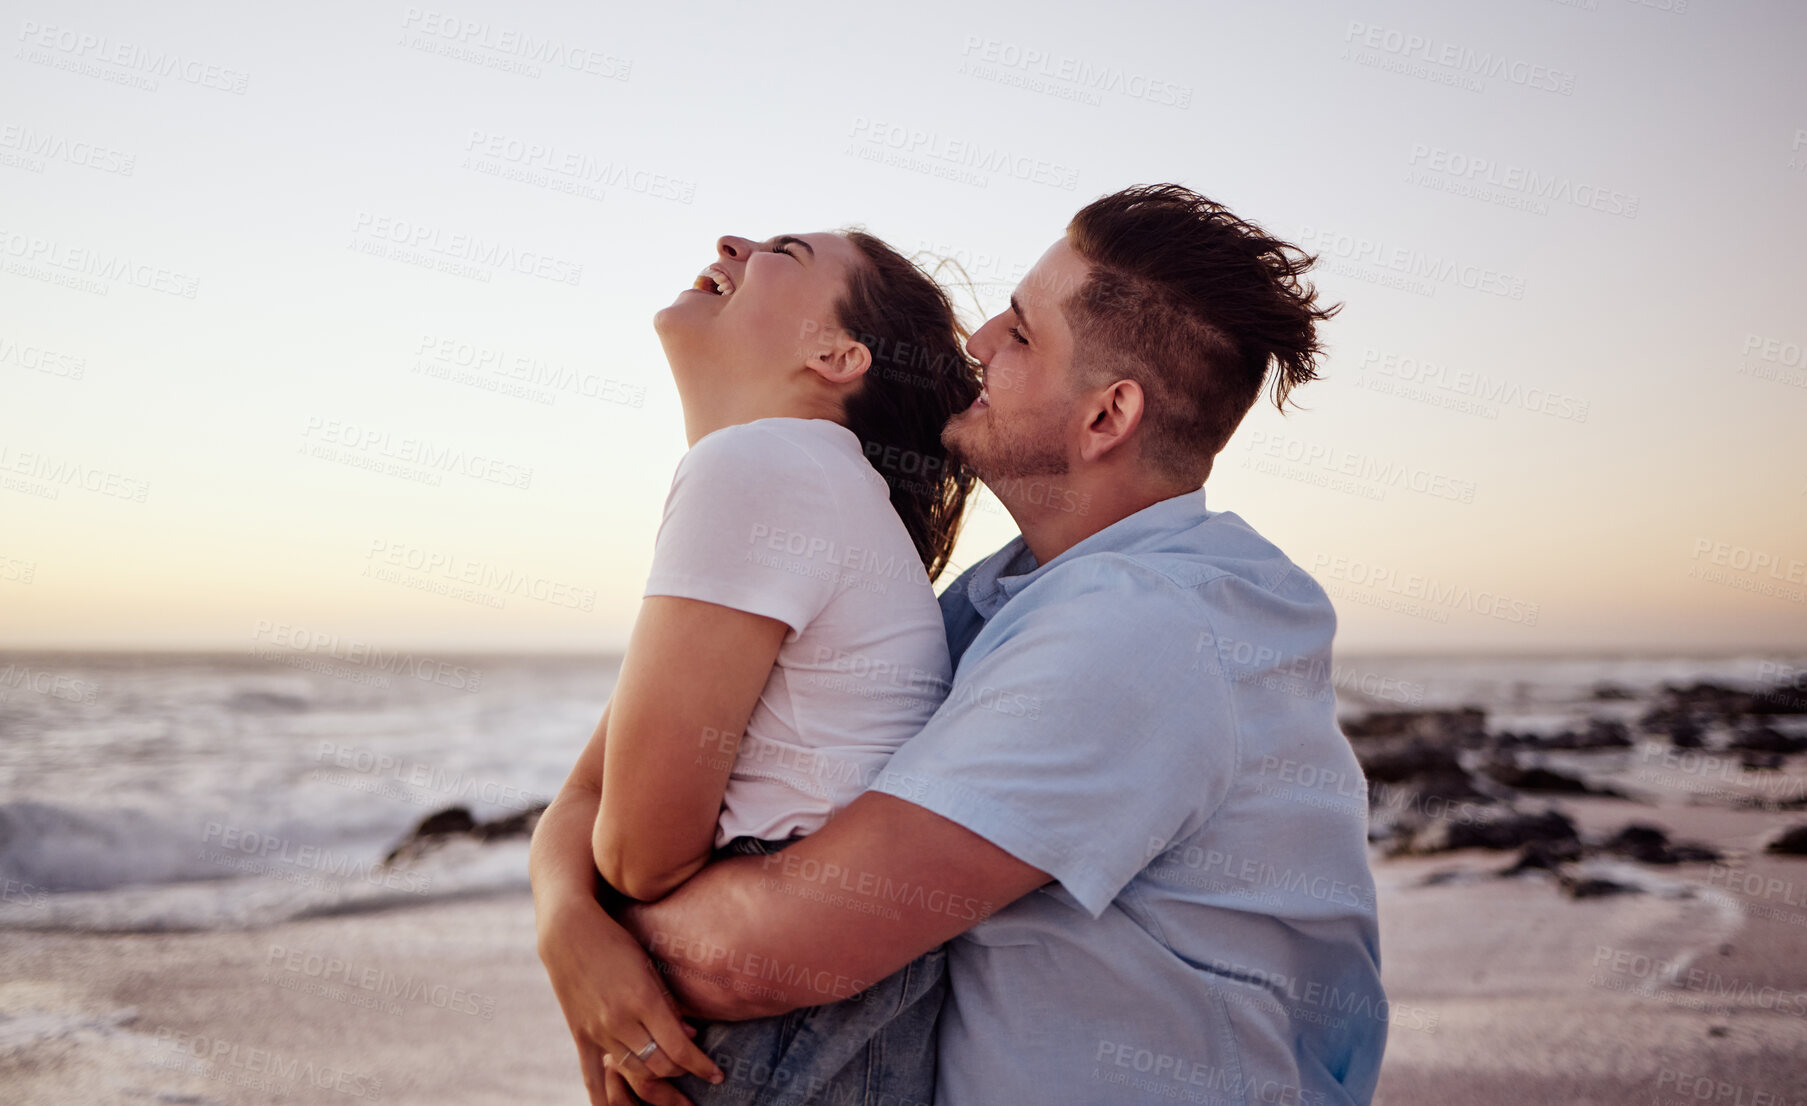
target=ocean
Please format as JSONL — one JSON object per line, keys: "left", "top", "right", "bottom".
{"left": 2, "top": 649, "right": 1803, "bottom": 934}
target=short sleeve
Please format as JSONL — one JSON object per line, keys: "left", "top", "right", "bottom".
{"left": 642, "top": 424, "right": 841, "bottom": 637}
{"left": 872, "top": 557, "right": 1238, "bottom": 918}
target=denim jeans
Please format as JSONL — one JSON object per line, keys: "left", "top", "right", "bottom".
{"left": 671, "top": 835, "right": 946, "bottom": 1106}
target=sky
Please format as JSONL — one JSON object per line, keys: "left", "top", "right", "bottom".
{"left": 1, "top": 0, "right": 1803, "bottom": 656}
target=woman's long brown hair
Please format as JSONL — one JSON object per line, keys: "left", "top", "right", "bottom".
{"left": 834, "top": 231, "right": 981, "bottom": 583}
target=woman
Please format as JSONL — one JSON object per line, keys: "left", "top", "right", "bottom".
{"left": 530, "top": 227, "right": 980, "bottom": 1106}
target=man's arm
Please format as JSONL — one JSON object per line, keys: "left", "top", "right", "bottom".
{"left": 617, "top": 789, "right": 1052, "bottom": 1020}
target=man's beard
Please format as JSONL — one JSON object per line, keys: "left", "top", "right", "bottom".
{"left": 941, "top": 401, "right": 1069, "bottom": 483}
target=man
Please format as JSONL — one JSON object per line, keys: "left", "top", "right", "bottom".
{"left": 553, "top": 183, "right": 1385, "bottom": 1106}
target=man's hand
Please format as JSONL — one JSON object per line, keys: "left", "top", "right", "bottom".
{"left": 616, "top": 791, "right": 1054, "bottom": 1020}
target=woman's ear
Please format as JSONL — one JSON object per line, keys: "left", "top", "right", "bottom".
{"left": 807, "top": 335, "right": 872, "bottom": 386}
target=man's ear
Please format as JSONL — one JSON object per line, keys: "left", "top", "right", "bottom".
{"left": 1077, "top": 379, "right": 1145, "bottom": 463}
{"left": 806, "top": 335, "right": 872, "bottom": 386}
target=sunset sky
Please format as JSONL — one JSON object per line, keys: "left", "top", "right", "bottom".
{"left": 3, "top": 0, "right": 1803, "bottom": 655}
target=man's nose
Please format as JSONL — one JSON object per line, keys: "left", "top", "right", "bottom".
{"left": 717, "top": 235, "right": 757, "bottom": 261}
{"left": 967, "top": 317, "right": 999, "bottom": 365}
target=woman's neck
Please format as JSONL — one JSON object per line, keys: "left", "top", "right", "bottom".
{"left": 675, "top": 380, "right": 843, "bottom": 448}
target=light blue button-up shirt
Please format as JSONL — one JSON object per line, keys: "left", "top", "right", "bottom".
{"left": 872, "top": 487, "right": 1387, "bottom": 1106}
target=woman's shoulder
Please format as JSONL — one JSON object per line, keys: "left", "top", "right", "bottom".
{"left": 682, "top": 418, "right": 872, "bottom": 493}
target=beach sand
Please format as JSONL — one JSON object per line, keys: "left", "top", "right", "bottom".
{"left": 0, "top": 894, "right": 581, "bottom": 1106}
{"left": 4, "top": 769, "right": 1805, "bottom": 1104}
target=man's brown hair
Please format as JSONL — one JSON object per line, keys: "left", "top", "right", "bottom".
{"left": 1062, "top": 183, "right": 1339, "bottom": 484}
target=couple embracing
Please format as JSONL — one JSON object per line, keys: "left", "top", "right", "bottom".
{"left": 529, "top": 184, "right": 1386, "bottom": 1106}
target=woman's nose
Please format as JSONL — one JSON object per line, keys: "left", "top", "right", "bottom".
{"left": 716, "top": 235, "right": 757, "bottom": 260}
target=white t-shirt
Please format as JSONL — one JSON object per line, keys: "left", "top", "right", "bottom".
{"left": 642, "top": 417, "right": 953, "bottom": 846}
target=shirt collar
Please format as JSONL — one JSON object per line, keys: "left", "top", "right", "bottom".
{"left": 964, "top": 487, "right": 1211, "bottom": 619}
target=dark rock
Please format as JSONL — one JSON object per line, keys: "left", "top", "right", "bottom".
{"left": 1728, "top": 725, "right": 1807, "bottom": 755}
{"left": 1764, "top": 824, "right": 1807, "bottom": 856}
{"left": 1740, "top": 751, "right": 1787, "bottom": 772}
{"left": 475, "top": 805, "right": 545, "bottom": 841}
{"left": 1502, "top": 837, "right": 1584, "bottom": 875}
{"left": 227, "top": 690, "right": 310, "bottom": 713}
{"left": 1395, "top": 807, "right": 1578, "bottom": 856}
{"left": 1560, "top": 874, "right": 1643, "bottom": 899}
{"left": 1752, "top": 684, "right": 1807, "bottom": 715}
{"left": 1590, "top": 682, "right": 1636, "bottom": 701}
{"left": 1480, "top": 760, "right": 1627, "bottom": 797}
{"left": 1638, "top": 709, "right": 1704, "bottom": 747}
{"left": 415, "top": 807, "right": 477, "bottom": 837}
{"left": 384, "top": 803, "right": 547, "bottom": 865}
{"left": 1344, "top": 708, "right": 1487, "bottom": 746}
{"left": 1602, "top": 822, "right": 1721, "bottom": 865}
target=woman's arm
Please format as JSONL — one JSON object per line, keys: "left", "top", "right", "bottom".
{"left": 530, "top": 703, "right": 726, "bottom": 1105}
{"left": 592, "top": 595, "right": 790, "bottom": 902}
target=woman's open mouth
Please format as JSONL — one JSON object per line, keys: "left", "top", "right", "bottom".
{"left": 690, "top": 266, "right": 734, "bottom": 297}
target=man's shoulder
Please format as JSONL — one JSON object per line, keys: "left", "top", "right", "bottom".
{"left": 1028, "top": 519, "right": 1330, "bottom": 621}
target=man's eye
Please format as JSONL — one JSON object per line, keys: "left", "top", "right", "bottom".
{"left": 1008, "top": 327, "right": 1028, "bottom": 345}
{"left": 773, "top": 243, "right": 793, "bottom": 256}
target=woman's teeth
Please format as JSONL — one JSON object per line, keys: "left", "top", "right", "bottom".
{"left": 692, "top": 269, "right": 733, "bottom": 296}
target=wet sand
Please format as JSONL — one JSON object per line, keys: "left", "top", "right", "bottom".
{"left": 3, "top": 756, "right": 1804, "bottom": 1104}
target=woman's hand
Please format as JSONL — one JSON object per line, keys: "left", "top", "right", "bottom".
{"left": 537, "top": 891, "right": 725, "bottom": 1106}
